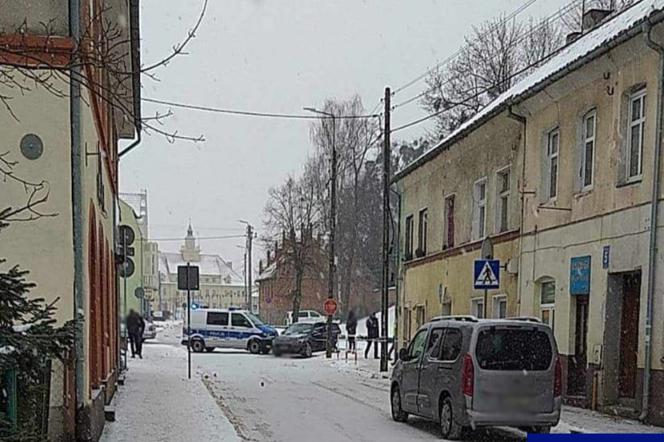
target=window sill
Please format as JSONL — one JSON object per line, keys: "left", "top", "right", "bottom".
{"left": 617, "top": 177, "right": 642, "bottom": 188}
{"left": 574, "top": 188, "right": 593, "bottom": 199}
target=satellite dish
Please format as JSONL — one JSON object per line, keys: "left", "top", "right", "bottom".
{"left": 134, "top": 287, "right": 145, "bottom": 299}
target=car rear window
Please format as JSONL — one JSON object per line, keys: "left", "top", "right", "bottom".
{"left": 475, "top": 328, "right": 553, "bottom": 371}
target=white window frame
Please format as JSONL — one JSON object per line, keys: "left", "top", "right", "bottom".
{"left": 405, "top": 214, "right": 414, "bottom": 258}
{"left": 492, "top": 294, "right": 508, "bottom": 319}
{"left": 627, "top": 89, "right": 646, "bottom": 182}
{"left": 547, "top": 128, "right": 560, "bottom": 200}
{"left": 539, "top": 279, "right": 556, "bottom": 331}
{"left": 495, "top": 167, "right": 510, "bottom": 233}
{"left": 471, "top": 297, "right": 485, "bottom": 319}
{"left": 582, "top": 110, "right": 596, "bottom": 190}
{"left": 473, "top": 178, "right": 487, "bottom": 240}
{"left": 418, "top": 207, "right": 428, "bottom": 255}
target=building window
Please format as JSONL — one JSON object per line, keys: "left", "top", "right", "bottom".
{"left": 496, "top": 168, "right": 510, "bottom": 233}
{"left": 405, "top": 215, "right": 414, "bottom": 260}
{"left": 492, "top": 295, "right": 507, "bottom": 318}
{"left": 628, "top": 89, "right": 646, "bottom": 180}
{"left": 473, "top": 178, "right": 487, "bottom": 240}
{"left": 547, "top": 128, "right": 560, "bottom": 199}
{"left": 444, "top": 195, "right": 455, "bottom": 249}
{"left": 582, "top": 111, "right": 596, "bottom": 189}
{"left": 417, "top": 208, "right": 428, "bottom": 257}
{"left": 540, "top": 279, "right": 556, "bottom": 331}
{"left": 471, "top": 298, "right": 485, "bottom": 319}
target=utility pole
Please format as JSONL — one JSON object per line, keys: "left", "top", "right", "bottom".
{"left": 304, "top": 107, "right": 337, "bottom": 359}
{"left": 247, "top": 224, "right": 254, "bottom": 312}
{"left": 380, "top": 87, "right": 391, "bottom": 373}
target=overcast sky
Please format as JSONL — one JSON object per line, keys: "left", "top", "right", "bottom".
{"left": 119, "top": 0, "right": 569, "bottom": 270}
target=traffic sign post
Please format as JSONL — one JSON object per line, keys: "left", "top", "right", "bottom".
{"left": 178, "top": 264, "right": 199, "bottom": 379}
{"left": 474, "top": 259, "right": 500, "bottom": 318}
{"left": 324, "top": 299, "right": 337, "bottom": 316}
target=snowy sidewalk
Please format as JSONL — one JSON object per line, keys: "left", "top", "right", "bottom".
{"left": 327, "top": 357, "right": 663, "bottom": 434}
{"left": 100, "top": 341, "right": 240, "bottom": 442}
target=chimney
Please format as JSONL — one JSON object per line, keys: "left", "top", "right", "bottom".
{"left": 582, "top": 8, "right": 612, "bottom": 32}
{"left": 566, "top": 31, "right": 582, "bottom": 45}
{"left": 259, "top": 259, "right": 263, "bottom": 274}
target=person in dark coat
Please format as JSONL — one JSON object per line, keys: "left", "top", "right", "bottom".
{"left": 346, "top": 310, "right": 358, "bottom": 352}
{"left": 364, "top": 312, "right": 379, "bottom": 359}
{"left": 127, "top": 309, "right": 145, "bottom": 359}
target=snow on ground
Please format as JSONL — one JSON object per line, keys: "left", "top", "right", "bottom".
{"left": 100, "top": 322, "right": 240, "bottom": 442}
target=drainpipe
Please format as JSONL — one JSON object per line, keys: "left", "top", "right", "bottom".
{"left": 118, "top": 131, "right": 141, "bottom": 158}
{"left": 390, "top": 186, "right": 402, "bottom": 362}
{"left": 69, "top": 0, "right": 85, "bottom": 409}
{"left": 641, "top": 20, "right": 664, "bottom": 422}
{"left": 507, "top": 106, "right": 527, "bottom": 311}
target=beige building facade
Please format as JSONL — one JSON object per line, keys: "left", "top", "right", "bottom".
{"left": 395, "top": 3, "right": 664, "bottom": 425}
{"left": 158, "top": 225, "right": 245, "bottom": 317}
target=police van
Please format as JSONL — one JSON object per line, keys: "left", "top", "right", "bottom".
{"left": 181, "top": 308, "right": 278, "bottom": 354}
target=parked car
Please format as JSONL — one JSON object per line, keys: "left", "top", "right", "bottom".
{"left": 285, "top": 309, "right": 325, "bottom": 325}
{"left": 142, "top": 321, "right": 157, "bottom": 341}
{"left": 272, "top": 321, "right": 341, "bottom": 358}
{"left": 390, "top": 316, "right": 561, "bottom": 439}
{"left": 181, "top": 308, "right": 278, "bottom": 354}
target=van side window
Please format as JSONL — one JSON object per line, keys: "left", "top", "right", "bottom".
{"left": 427, "top": 328, "right": 444, "bottom": 359}
{"left": 407, "top": 329, "right": 428, "bottom": 361}
{"left": 232, "top": 313, "right": 253, "bottom": 328}
{"left": 440, "top": 328, "right": 462, "bottom": 361}
{"left": 207, "top": 312, "right": 228, "bottom": 326}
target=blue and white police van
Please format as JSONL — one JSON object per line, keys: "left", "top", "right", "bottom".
{"left": 181, "top": 307, "right": 278, "bottom": 354}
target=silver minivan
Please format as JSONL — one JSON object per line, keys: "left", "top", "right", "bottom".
{"left": 390, "top": 316, "right": 561, "bottom": 439}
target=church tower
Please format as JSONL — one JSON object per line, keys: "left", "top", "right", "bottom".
{"left": 181, "top": 222, "right": 201, "bottom": 262}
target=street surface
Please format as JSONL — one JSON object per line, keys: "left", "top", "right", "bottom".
{"left": 101, "top": 322, "right": 663, "bottom": 442}
{"left": 157, "top": 322, "right": 524, "bottom": 442}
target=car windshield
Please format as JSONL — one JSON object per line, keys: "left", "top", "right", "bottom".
{"left": 245, "top": 313, "right": 264, "bottom": 326}
{"left": 475, "top": 328, "right": 553, "bottom": 371}
{"left": 283, "top": 323, "right": 313, "bottom": 335}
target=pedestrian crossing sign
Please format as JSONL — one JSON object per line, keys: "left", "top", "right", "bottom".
{"left": 474, "top": 259, "right": 500, "bottom": 289}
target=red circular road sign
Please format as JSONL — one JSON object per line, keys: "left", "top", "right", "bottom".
{"left": 323, "top": 299, "right": 337, "bottom": 316}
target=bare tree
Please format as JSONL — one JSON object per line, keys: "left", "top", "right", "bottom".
{"left": 422, "top": 16, "right": 522, "bottom": 139}
{"left": 521, "top": 17, "right": 563, "bottom": 70}
{"left": 263, "top": 176, "right": 321, "bottom": 322}
{"left": 0, "top": 0, "right": 209, "bottom": 143}
{"left": 309, "top": 96, "right": 382, "bottom": 315}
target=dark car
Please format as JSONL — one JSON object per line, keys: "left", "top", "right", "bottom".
{"left": 272, "top": 321, "right": 340, "bottom": 358}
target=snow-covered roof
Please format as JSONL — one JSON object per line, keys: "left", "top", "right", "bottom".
{"left": 255, "top": 261, "right": 277, "bottom": 282}
{"left": 395, "top": 0, "right": 664, "bottom": 181}
{"left": 159, "top": 252, "right": 243, "bottom": 285}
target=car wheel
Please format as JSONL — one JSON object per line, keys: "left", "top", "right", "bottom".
{"left": 390, "top": 385, "right": 408, "bottom": 422}
{"left": 302, "top": 342, "right": 313, "bottom": 358}
{"left": 190, "top": 339, "right": 205, "bottom": 353}
{"left": 205, "top": 347, "right": 215, "bottom": 353}
{"left": 440, "top": 396, "right": 462, "bottom": 440}
{"left": 248, "top": 340, "right": 261, "bottom": 354}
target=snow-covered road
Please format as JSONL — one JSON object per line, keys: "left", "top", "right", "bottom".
{"left": 103, "top": 321, "right": 662, "bottom": 442}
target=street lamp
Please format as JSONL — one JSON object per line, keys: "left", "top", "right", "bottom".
{"left": 304, "top": 106, "right": 336, "bottom": 359}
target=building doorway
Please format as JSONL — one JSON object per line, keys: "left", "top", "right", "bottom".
{"left": 618, "top": 272, "right": 641, "bottom": 399}
{"left": 567, "top": 295, "right": 589, "bottom": 397}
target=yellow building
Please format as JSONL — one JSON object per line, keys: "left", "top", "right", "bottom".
{"left": 0, "top": 1, "right": 140, "bottom": 439}
{"left": 395, "top": 2, "right": 664, "bottom": 425}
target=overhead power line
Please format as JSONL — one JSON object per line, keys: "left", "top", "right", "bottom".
{"left": 144, "top": 234, "right": 246, "bottom": 242}
{"left": 390, "top": 0, "right": 541, "bottom": 96}
{"left": 143, "top": 97, "right": 380, "bottom": 120}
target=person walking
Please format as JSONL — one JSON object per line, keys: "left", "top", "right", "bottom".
{"left": 127, "top": 309, "right": 145, "bottom": 359}
{"left": 364, "top": 312, "right": 379, "bottom": 359}
{"left": 346, "top": 310, "right": 358, "bottom": 352}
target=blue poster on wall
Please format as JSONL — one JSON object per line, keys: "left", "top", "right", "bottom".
{"left": 570, "top": 256, "right": 592, "bottom": 295}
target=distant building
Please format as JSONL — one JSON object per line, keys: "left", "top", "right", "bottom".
{"left": 158, "top": 224, "right": 244, "bottom": 317}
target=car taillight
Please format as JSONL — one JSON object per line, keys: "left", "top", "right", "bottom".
{"left": 462, "top": 353, "right": 474, "bottom": 397}
{"left": 554, "top": 356, "right": 562, "bottom": 398}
